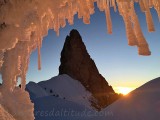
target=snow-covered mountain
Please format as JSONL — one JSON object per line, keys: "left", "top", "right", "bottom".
{"left": 38, "top": 74, "right": 94, "bottom": 108}
{"left": 26, "top": 74, "right": 95, "bottom": 109}
{"left": 26, "top": 81, "right": 49, "bottom": 100}
{"left": 103, "top": 77, "right": 160, "bottom": 120}
{"left": 26, "top": 76, "right": 160, "bottom": 120}
{"left": 26, "top": 74, "right": 99, "bottom": 120}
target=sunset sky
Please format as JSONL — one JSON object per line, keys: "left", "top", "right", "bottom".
{"left": 9, "top": 3, "right": 160, "bottom": 94}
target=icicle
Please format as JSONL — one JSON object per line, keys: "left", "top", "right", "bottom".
{"left": 67, "top": 2, "right": 74, "bottom": 25}
{"left": 83, "top": 13, "right": 90, "bottom": 24}
{"left": 83, "top": 3, "right": 91, "bottom": 24}
{"left": 11, "top": 55, "right": 22, "bottom": 89}
{"left": 53, "top": 14, "right": 60, "bottom": 36}
{"left": 112, "top": 0, "right": 117, "bottom": 12}
{"left": 145, "top": 8, "right": 155, "bottom": 32}
{"left": 68, "top": 13, "right": 74, "bottom": 25}
{"left": 105, "top": 0, "right": 112, "bottom": 34}
{"left": 21, "top": 58, "right": 28, "bottom": 90}
{"left": 78, "top": 0, "right": 91, "bottom": 24}
{"left": 118, "top": 1, "right": 137, "bottom": 46}
{"left": 37, "top": 38, "right": 41, "bottom": 70}
{"left": 127, "top": 1, "right": 138, "bottom": 46}
{"left": 143, "top": 0, "right": 155, "bottom": 32}
{"left": 0, "top": 51, "right": 4, "bottom": 71}
{"left": 124, "top": 16, "right": 137, "bottom": 46}
{"left": 20, "top": 46, "right": 30, "bottom": 90}
{"left": 109, "top": 0, "right": 112, "bottom": 7}
{"left": 131, "top": 1, "right": 151, "bottom": 56}
{"left": 78, "top": 0, "right": 85, "bottom": 19}
{"left": 59, "top": 16, "right": 66, "bottom": 28}
{"left": 78, "top": 6, "right": 83, "bottom": 19}
{"left": 139, "top": 0, "right": 146, "bottom": 12}
{"left": 153, "top": 0, "right": 160, "bottom": 21}
{"left": 59, "top": 7, "right": 66, "bottom": 28}
{"left": 97, "top": 0, "right": 106, "bottom": 11}
{"left": 149, "top": 0, "right": 154, "bottom": 8}
{"left": 87, "top": 0, "right": 95, "bottom": 15}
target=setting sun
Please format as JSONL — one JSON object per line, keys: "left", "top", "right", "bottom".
{"left": 115, "top": 87, "right": 135, "bottom": 95}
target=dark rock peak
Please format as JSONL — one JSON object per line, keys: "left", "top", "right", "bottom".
{"left": 59, "top": 29, "right": 119, "bottom": 109}
{"left": 69, "top": 29, "right": 81, "bottom": 39}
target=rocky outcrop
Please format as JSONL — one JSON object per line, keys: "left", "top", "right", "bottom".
{"left": 59, "top": 29, "right": 120, "bottom": 109}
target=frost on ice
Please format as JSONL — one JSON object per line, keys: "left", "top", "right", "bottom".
{"left": 0, "top": 0, "right": 160, "bottom": 120}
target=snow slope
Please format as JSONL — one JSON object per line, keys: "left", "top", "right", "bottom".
{"left": 26, "top": 82, "right": 48, "bottom": 100}
{"left": 37, "top": 74, "right": 93, "bottom": 108}
{"left": 27, "top": 76, "right": 160, "bottom": 120}
{"left": 33, "top": 96, "right": 93, "bottom": 120}
{"left": 102, "top": 77, "right": 160, "bottom": 120}
{"left": 26, "top": 74, "right": 105, "bottom": 120}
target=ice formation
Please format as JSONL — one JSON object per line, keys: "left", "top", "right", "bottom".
{"left": 0, "top": 0, "right": 160, "bottom": 119}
